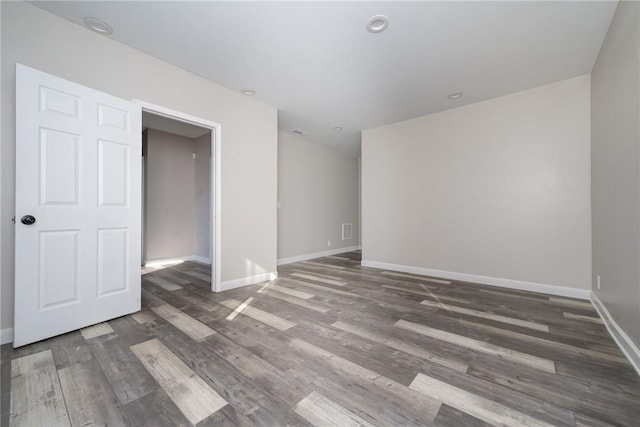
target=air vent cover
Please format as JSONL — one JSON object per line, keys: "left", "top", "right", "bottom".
{"left": 342, "top": 223, "right": 353, "bottom": 240}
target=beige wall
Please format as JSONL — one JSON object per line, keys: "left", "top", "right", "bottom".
{"left": 278, "top": 132, "right": 359, "bottom": 261}
{"left": 362, "top": 75, "right": 592, "bottom": 292}
{"left": 194, "top": 133, "right": 212, "bottom": 260}
{"left": 145, "top": 129, "right": 197, "bottom": 261}
{"left": 591, "top": 1, "right": 640, "bottom": 348}
{"left": 0, "top": 2, "right": 278, "bottom": 332}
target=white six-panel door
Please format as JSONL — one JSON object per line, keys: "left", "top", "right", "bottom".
{"left": 14, "top": 64, "right": 142, "bottom": 347}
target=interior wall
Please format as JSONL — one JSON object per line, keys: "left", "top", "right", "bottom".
{"left": 145, "top": 129, "right": 197, "bottom": 261}
{"left": 362, "top": 75, "right": 592, "bottom": 292}
{"left": 591, "top": 1, "right": 640, "bottom": 348}
{"left": 1, "top": 1, "right": 278, "bottom": 333}
{"left": 194, "top": 133, "right": 211, "bottom": 260}
{"left": 277, "top": 132, "right": 360, "bottom": 262}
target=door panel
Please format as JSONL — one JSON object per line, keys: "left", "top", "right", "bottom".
{"left": 14, "top": 64, "right": 142, "bottom": 347}
{"left": 97, "top": 228, "right": 129, "bottom": 296}
{"left": 98, "top": 140, "right": 129, "bottom": 206}
{"left": 40, "top": 128, "right": 80, "bottom": 205}
{"left": 39, "top": 230, "right": 80, "bottom": 310}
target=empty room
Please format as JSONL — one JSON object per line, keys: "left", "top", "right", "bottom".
{"left": 1, "top": 1, "right": 639, "bottom": 426}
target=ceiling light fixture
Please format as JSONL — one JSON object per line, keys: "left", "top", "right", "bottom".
{"left": 367, "top": 15, "right": 389, "bottom": 33}
{"left": 241, "top": 89, "right": 255, "bottom": 96}
{"left": 333, "top": 126, "right": 343, "bottom": 131}
{"left": 83, "top": 17, "right": 113, "bottom": 35}
{"left": 447, "top": 92, "right": 464, "bottom": 99}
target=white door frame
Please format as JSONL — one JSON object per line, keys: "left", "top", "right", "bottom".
{"left": 134, "top": 100, "right": 222, "bottom": 293}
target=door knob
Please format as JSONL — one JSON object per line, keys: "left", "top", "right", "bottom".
{"left": 21, "top": 215, "right": 36, "bottom": 225}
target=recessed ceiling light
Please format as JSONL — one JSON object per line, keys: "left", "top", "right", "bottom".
{"left": 241, "top": 89, "right": 255, "bottom": 96}
{"left": 333, "top": 126, "right": 343, "bottom": 131}
{"left": 367, "top": 15, "right": 389, "bottom": 33}
{"left": 83, "top": 17, "right": 113, "bottom": 35}
{"left": 447, "top": 92, "right": 464, "bottom": 99}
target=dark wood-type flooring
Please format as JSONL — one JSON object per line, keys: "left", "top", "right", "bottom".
{"left": 2, "top": 251, "right": 639, "bottom": 426}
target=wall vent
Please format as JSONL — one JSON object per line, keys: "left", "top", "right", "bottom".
{"left": 291, "top": 129, "right": 305, "bottom": 135}
{"left": 342, "top": 223, "right": 353, "bottom": 240}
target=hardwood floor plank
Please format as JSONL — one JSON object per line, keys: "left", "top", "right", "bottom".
{"left": 175, "top": 290, "right": 220, "bottom": 311}
{"left": 90, "top": 339, "right": 158, "bottom": 405}
{"left": 395, "top": 319, "right": 556, "bottom": 373}
{"left": 468, "top": 356, "right": 640, "bottom": 426}
{"left": 289, "top": 364, "right": 427, "bottom": 426}
{"left": 262, "top": 289, "right": 330, "bottom": 313}
{"left": 130, "top": 338, "right": 227, "bottom": 424}
{"left": 302, "top": 261, "right": 346, "bottom": 270}
{"left": 258, "top": 282, "right": 315, "bottom": 299}
{"left": 151, "top": 303, "right": 216, "bottom": 341}
{"left": 131, "top": 311, "right": 156, "bottom": 324}
{"left": 58, "top": 359, "right": 128, "bottom": 426}
{"left": 420, "top": 299, "right": 550, "bottom": 332}
{"left": 156, "top": 270, "right": 193, "bottom": 285}
{"left": 182, "top": 270, "right": 212, "bottom": 282}
{"left": 107, "top": 315, "right": 159, "bottom": 347}
{"left": 221, "top": 298, "right": 296, "bottom": 331}
{"left": 291, "top": 269, "right": 345, "bottom": 280}
{"left": 563, "top": 312, "right": 604, "bottom": 325}
{"left": 289, "top": 337, "right": 441, "bottom": 424}
{"left": 381, "top": 270, "right": 452, "bottom": 284}
{"left": 162, "top": 332, "right": 311, "bottom": 424}
{"left": 573, "top": 412, "right": 619, "bottom": 427}
{"left": 26, "top": 331, "right": 93, "bottom": 370}
{"left": 327, "top": 255, "right": 360, "bottom": 262}
{"left": 10, "top": 350, "right": 70, "bottom": 427}
{"left": 247, "top": 293, "right": 332, "bottom": 328}
{"left": 434, "top": 403, "right": 492, "bottom": 427}
{"left": 410, "top": 373, "right": 559, "bottom": 427}
{"left": 141, "top": 288, "right": 166, "bottom": 308}
{"left": 548, "top": 297, "right": 594, "bottom": 310}
{"left": 290, "top": 272, "right": 346, "bottom": 286}
{"left": 292, "top": 322, "right": 420, "bottom": 386}
{"left": 145, "top": 275, "right": 183, "bottom": 291}
{"left": 294, "top": 391, "right": 375, "bottom": 427}
{"left": 332, "top": 320, "right": 469, "bottom": 373}
{"left": 282, "top": 278, "right": 360, "bottom": 297}
{"left": 1, "top": 354, "right": 9, "bottom": 427}
{"left": 198, "top": 406, "right": 264, "bottom": 427}
{"left": 122, "top": 389, "right": 190, "bottom": 427}
{"left": 383, "top": 284, "right": 469, "bottom": 304}
{"left": 201, "top": 333, "right": 312, "bottom": 405}
{"left": 459, "top": 319, "right": 628, "bottom": 365}
{"left": 80, "top": 322, "right": 114, "bottom": 340}
{"left": 478, "top": 287, "right": 554, "bottom": 302}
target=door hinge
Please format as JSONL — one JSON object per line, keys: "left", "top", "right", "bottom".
{"left": 11, "top": 216, "right": 15, "bottom": 223}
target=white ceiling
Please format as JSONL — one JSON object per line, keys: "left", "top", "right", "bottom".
{"left": 31, "top": 1, "right": 617, "bottom": 157}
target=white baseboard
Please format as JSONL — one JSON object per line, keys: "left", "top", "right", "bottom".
{"left": 145, "top": 255, "right": 211, "bottom": 267}
{"left": 191, "top": 256, "right": 212, "bottom": 265}
{"left": 591, "top": 292, "right": 640, "bottom": 377}
{"left": 361, "top": 260, "right": 591, "bottom": 300}
{"left": 1, "top": 328, "right": 14, "bottom": 345}
{"left": 220, "top": 272, "right": 278, "bottom": 291}
{"left": 278, "top": 246, "right": 362, "bottom": 266}
{"left": 144, "top": 256, "right": 193, "bottom": 266}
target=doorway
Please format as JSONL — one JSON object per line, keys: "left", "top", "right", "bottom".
{"left": 135, "top": 100, "right": 222, "bottom": 292}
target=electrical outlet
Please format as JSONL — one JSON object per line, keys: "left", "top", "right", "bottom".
{"left": 597, "top": 274, "right": 601, "bottom": 290}
{"left": 327, "top": 240, "right": 332, "bottom": 247}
